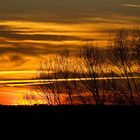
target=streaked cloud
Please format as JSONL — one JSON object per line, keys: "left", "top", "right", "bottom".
{"left": 122, "top": 4, "right": 140, "bottom": 8}
{"left": 0, "top": 19, "right": 139, "bottom": 73}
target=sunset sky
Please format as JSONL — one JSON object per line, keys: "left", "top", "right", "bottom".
{"left": 0, "top": 0, "right": 140, "bottom": 105}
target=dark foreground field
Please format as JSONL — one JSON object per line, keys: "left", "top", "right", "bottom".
{"left": 0, "top": 105, "right": 140, "bottom": 138}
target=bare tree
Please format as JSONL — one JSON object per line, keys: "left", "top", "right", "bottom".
{"left": 56, "top": 49, "right": 74, "bottom": 105}
{"left": 23, "top": 92, "right": 39, "bottom": 105}
{"left": 131, "top": 29, "right": 140, "bottom": 70}
{"left": 32, "top": 57, "right": 62, "bottom": 105}
{"left": 129, "top": 29, "right": 140, "bottom": 99}
{"left": 78, "top": 45, "right": 104, "bottom": 105}
{"left": 31, "top": 49, "right": 76, "bottom": 105}
{"left": 108, "top": 29, "right": 136, "bottom": 105}
{"left": 106, "top": 71, "right": 129, "bottom": 105}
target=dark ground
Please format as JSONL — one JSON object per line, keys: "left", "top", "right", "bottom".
{"left": 0, "top": 105, "right": 140, "bottom": 138}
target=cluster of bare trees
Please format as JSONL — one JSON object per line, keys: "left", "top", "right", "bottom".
{"left": 108, "top": 29, "right": 140, "bottom": 105}
{"left": 25, "top": 29, "right": 140, "bottom": 105}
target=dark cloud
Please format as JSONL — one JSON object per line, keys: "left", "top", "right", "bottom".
{"left": 0, "top": 38, "right": 109, "bottom": 59}
{"left": 0, "top": 25, "right": 83, "bottom": 41}
{"left": 0, "top": 0, "right": 139, "bottom": 23}
{"left": 9, "top": 54, "right": 28, "bottom": 66}
{"left": 0, "top": 52, "right": 28, "bottom": 66}
{"left": 0, "top": 42, "right": 80, "bottom": 57}
{"left": 9, "top": 54, "right": 24, "bottom": 62}
{"left": 0, "top": 44, "right": 42, "bottom": 56}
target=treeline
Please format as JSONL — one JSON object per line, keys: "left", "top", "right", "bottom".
{"left": 24, "top": 29, "right": 140, "bottom": 105}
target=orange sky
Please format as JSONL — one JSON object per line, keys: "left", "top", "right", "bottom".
{"left": 0, "top": 0, "right": 140, "bottom": 105}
